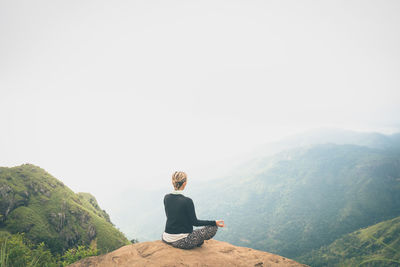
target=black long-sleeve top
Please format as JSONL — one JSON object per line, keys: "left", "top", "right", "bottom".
{"left": 164, "top": 193, "right": 216, "bottom": 234}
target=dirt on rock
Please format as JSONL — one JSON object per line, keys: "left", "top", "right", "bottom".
{"left": 68, "top": 239, "right": 308, "bottom": 267}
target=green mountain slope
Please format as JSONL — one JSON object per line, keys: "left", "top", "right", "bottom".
{"left": 0, "top": 164, "right": 130, "bottom": 254}
{"left": 192, "top": 144, "right": 400, "bottom": 258}
{"left": 297, "top": 216, "right": 400, "bottom": 266}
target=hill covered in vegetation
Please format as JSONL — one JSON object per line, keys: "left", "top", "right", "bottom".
{"left": 0, "top": 163, "right": 130, "bottom": 265}
{"left": 297, "top": 215, "right": 400, "bottom": 266}
{"left": 193, "top": 144, "right": 400, "bottom": 258}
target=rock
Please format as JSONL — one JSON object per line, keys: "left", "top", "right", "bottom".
{"left": 0, "top": 184, "right": 18, "bottom": 219}
{"left": 68, "top": 239, "right": 308, "bottom": 267}
{"left": 87, "top": 224, "right": 96, "bottom": 240}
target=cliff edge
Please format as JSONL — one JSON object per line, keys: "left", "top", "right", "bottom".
{"left": 69, "top": 239, "right": 308, "bottom": 267}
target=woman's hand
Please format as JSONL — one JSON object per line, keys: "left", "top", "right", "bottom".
{"left": 216, "top": 220, "right": 225, "bottom": 227}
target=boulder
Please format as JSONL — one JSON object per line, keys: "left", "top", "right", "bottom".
{"left": 69, "top": 239, "right": 308, "bottom": 267}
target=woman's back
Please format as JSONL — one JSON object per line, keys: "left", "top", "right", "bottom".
{"left": 164, "top": 193, "right": 192, "bottom": 234}
{"left": 164, "top": 193, "right": 216, "bottom": 234}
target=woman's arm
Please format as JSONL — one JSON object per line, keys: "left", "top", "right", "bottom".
{"left": 187, "top": 198, "right": 217, "bottom": 227}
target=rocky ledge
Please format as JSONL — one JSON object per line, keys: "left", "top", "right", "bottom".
{"left": 69, "top": 239, "right": 308, "bottom": 267}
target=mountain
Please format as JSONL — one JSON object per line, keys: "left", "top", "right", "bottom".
{"left": 69, "top": 239, "right": 308, "bottom": 267}
{"left": 192, "top": 143, "right": 400, "bottom": 258}
{"left": 297, "top": 215, "right": 400, "bottom": 266}
{"left": 110, "top": 129, "right": 400, "bottom": 234}
{"left": 250, "top": 128, "right": 400, "bottom": 157}
{"left": 0, "top": 163, "right": 130, "bottom": 255}
{"left": 115, "top": 141, "right": 400, "bottom": 261}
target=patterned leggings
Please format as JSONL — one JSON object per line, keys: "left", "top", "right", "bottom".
{"left": 163, "top": 225, "right": 218, "bottom": 249}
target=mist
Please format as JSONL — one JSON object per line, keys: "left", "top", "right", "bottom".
{"left": 1, "top": 0, "right": 400, "bottom": 209}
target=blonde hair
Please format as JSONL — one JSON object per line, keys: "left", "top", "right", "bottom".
{"left": 172, "top": 171, "right": 187, "bottom": 190}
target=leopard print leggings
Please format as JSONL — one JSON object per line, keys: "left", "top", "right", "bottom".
{"left": 162, "top": 225, "right": 218, "bottom": 249}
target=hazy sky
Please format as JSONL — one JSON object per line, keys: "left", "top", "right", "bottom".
{"left": 1, "top": 0, "right": 399, "bottom": 202}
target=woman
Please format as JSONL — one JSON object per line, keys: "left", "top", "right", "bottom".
{"left": 162, "top": 171, "right": 225, "bottom": 249}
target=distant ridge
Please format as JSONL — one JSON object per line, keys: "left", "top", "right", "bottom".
{"left": 249, "top": 128, "right": 400, "bottom": 159}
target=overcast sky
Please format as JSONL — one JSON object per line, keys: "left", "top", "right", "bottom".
{"left": 1, "top": 0, "right": 399, "bottom": 202}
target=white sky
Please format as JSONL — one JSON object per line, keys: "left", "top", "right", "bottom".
{"left": 1, "top": 0, "right": 400, "bottom": 201}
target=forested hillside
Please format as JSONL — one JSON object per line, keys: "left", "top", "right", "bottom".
{"left": 0, "top": 164, "right": 130, "bottom": 265}
{"left": 192, "top": 144, "right": 400, "bottom": 258}
{"left": 298, "top": 215, "right": 400, "bottom": 266}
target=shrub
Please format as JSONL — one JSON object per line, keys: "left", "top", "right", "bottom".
{"left": 0, "top": 233, "right": 56, "bottom": 267}
{"left": 61, "top": 244, "right": 99, "bottom": 266}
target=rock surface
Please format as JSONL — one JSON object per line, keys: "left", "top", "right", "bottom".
{"left": 69, "top": 239, "right": 308, "bottom": 267}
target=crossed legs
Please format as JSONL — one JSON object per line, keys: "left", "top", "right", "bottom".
{"left": 165, "top": 225, "right": 218, "bottom": 249}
